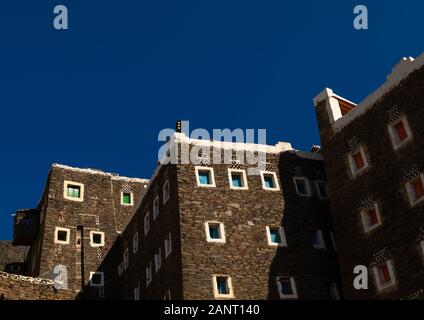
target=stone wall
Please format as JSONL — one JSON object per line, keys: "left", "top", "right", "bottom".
{"left": 0, "top": 241, "right": 27, "bottom": 273}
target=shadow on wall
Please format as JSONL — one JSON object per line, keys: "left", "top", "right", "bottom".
{"left": 267, "top": 152, "right": 343, "bottom": 300}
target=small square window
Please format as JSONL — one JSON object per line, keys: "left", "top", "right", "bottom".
{"left": 293, "top": 177, "right": 311, "bottom": 197}
{"left": 276, "top": 276, "right": 298, "bottom": 299}
{"left": 312, "top": 230, "right": 326, "bottom": 249}
{"left": 90, "top": 231, "right": 105, "bottom": 247}
{"left": 121, "top": 192, "right": 133, "bottom": 206}
{"left": 372, "top": 260, "right": 396, "bottom": 292}
{"left": 144, "top": 212, "right": 150, "bottom": 235}
{"left": 89, "top": 272, "right": 104, "bottom": 287}
{"left": 406, "top": 175, "right": 424, "bottom": 206}
{"left": 155, "top": 249, "right": 162, "bottom": 273}
{"left": 63, "top": 181, "right": 84, "bottom": 202}
{"left": 388, "top": 116, "right": 412, "bottom": 149}
{"left": 213, "top": 275, "right": 234, "bottom": 299}
{"left": 195, "top": 167, "right": 216, "bottom": 187}
{"left": 164, "top": 232, "right": 172, "bottom": 258}
{"left": 163, "top": 180, "right": 170, "bottom": 204}
{"left": 205, "top": 222, "right": 226, "bottom": 243}
{"left": 266, "top": 226, "right": 287, "bottom": 247}
{"left": 260, "top": 172, "right": 280, "bottom": 191}
{"left": 348, "top": 147, "right": 369, "bottom": 176}
{"left": 228, "top": 169, "right": 248, "bottom": 190}
{"left": 360, "top": 203, "right": 382, "bottom": 233}
{"left": 153, "top": 196, "right": 160, "bottom": 220}
{"left": 123, "top": 248, "right": 129, "bottom": 270}
{"left": 315, "top": 181, "right": 328, "bottom": 199}
{"left": 54, "top": 227, "right": 70, "bottom": 245}
{"left": 133, "top": 232, "right": 139, "bottom": 254}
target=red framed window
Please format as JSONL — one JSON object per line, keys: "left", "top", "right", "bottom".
{"left": 394, "top": 120, "right": 408, "bottom": 142}
{"left": 367, "top": 208, "right": 379, "bottom": 226}
{"left": 353, "top": 151, "right": 365, "bottom": 170}
{"left": 412, "top": 177, "right": 424, "bottom": 201}
{"left": 378, "top": 263, "right": 391, "bottom": 283}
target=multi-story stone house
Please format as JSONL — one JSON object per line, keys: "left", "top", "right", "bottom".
{"left": 314, "top": 53, "right": 424, "bottom": 299}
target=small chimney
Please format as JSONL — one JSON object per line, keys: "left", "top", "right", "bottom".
{"left": 310, "top": 145, "right": 321, "bottom": 153}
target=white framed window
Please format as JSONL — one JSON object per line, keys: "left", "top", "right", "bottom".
{"left": 293, "top": 177, "right": 311, "bottom": 197}
{"left": 388, "top": 116, "right": 412, "bottom": 150}
{"left": 164, "top": 232, "right": 172, "bottom": 258}
{"left": 228, "top": 169, "right": 248, "bottom": 190}
{"left": 360, "top": 203, "right": 382, "bottom": 233}
{"left": 118, "top": 262, "right": 123, "bottom": 277}
{"left": 195, "top": 166, "right": 216, "bottom": 188}
{"left": 406, "top": 174, "right": 424, "bottom": 206}
{"left": 133, "top": 232, "right": 139, "bottom": 254}
{"left": 276, "top": 276, "right": 298, "bottom": 299}
{"left": 330, "top": 232, "right": 337, "bottom": 252}
{"left": 266, "top": 226, "right": 287, "bottom": 247}
{"left": 146, "top": 261, "right": 152, "bottom": 287}
{"left": 163, "top": 180, "right": 170, "bottom": 204}
{"left": 54, "top": 227, "right": 70, "bottom": 245}
{"left": 260, "top": 171, "right": 280, "bottom": 191}
{"left": 372, "top": 260, "right": 397, "bottom": 292}
{"left": 212, "top": 275, "right": 234, "bottom": 299}
{"left": 153, "top": 196, "right": 160, "bottom": 220}
{"left": 121, "top": 191, "right": 133, "bottom": 206}
{"left": 123, "top": 248, "right": 129, "bottom": 270}
{"left": 314, "top": 180, "right": 329, "bottom": 199}
{"left": 134, "top": 282, "right": 140, "bottom": 300}
{"left": 327, "top": 282, "right": 340, "bottom": 300}
{"left": 205, "top": 222, "right": 226, "bottom": 244}
{"left": 144, "top": 212, "right": 150, "bottom": 235}
{"left": 348, "top": 147, "right": 369, "bottom": 176}
{"left": 155, "top": 248, "right": 162, "bottom": 273}
{"left": 89, "top": 231, "right": 105, "bottom": 247}
{"left": 89, "top": 272, "right": 104, "bottom": 287}
{"left": 312, "top": 230, "right": 326, "bottom": 249}
{"left": 63, "top": 181, "right": 84, "bottom": 202}
{"left": 164, "top": 290, "right": 171, "bottom": 300}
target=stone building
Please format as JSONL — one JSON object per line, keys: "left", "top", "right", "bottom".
{"left": 100, "top": 133, "right": 341, "bottom": 300}
{"left": 9, "top": 164, "right": 149, "bottom": 299}
{"left": 314, "top": 53, "right": 424, "bottom": 299}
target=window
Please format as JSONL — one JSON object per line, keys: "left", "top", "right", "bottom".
{"left": 330, "top": 232, "right": 337, "bottom": 252}
{"left": 360, "top": 203, "right": 382, "bottom": 233}
{"left": 372, "top": 260, "right": 397, "bottom": 292}
{"left": 420, "top": 240, "right": 424, "bottom": 260}
{"left": 327, "top": 282, "right": 340, "bottom": 300}
{"left": 153, "top": 196, "right": 160, "bottom": 220}
{"left": 312, "top": 230, "right": 326, "bottom": 249}
{"left": 54, "top": 227, "right": 70, "bottom": 245}
{"left": 89, "top": 272, "right": 104, "bottom": 287}
{"left": 195, "top": 167, "right": 216, "bottom": 187}
{"left": 89, "top": 231, "right": 105, "bottom": 247}
{"left": 118, "top": 262, "right": 123, "bottom": 277}
{"left": 155, "top": 249, "right": 162, "bottom": 273}
{"left": 10, "top": 265, "right": 21, "bottom": 273}
{"left": 133, "top": 232, "right": 139, "bottom": 254}
{"left": 123, "top": 248, "right": 129, "bottom": 270}
{"left": 293, "top": 177, "right": 311, "bottom": 197}
{"left": 121, "top": 192, "right": 133, "bottom": 206}
{"left": 164, "top": 232, "right": 172, "bottom": 258}
{"left": 212, "top": 275, "right": 234, "bottom": 299}
{"left": 144, "top": 212, "right": 150, "bottom": 235}
{"left": 388, "top": 116, "right": 412, "bottom": 149}
{"left": 205, "top": 222, "right": 226, "bottom": 243}
{"left": 276, "top": 277, "right": 298, "bottom": 299}
{"left": 134, "top": 282, "right": 140, "bottom": 301}
{"left": 266, "top": 226, "right": 287, "bottom": 247}
{"left": 228, "top": 169, "right": 248, "bottom": 190}
{"left": 406, "top": 174, "right": 424, "bottom": 206}
{"left": 164, "top": 290, "right": 171, "bottom": 300}
{"left": 146, "top": 261, "right": 152, "bottom": 287}
{"left": 348, "top": 147, "right": 369, "bottom": 176}
{"left": 63, "top": 181, "right": 84, "bottom": 202}
{"left": 163, "top": 180, "right": 170, "bottom": 204}
{"left": 315, "top": 181, "right": 329, "bottom": 199}
{"left": 260, "top": 171, "right": 280, "bottom": 191}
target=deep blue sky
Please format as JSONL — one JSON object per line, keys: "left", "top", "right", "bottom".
{"left": 1, "top": 1, "right": 423, "bottom": 239}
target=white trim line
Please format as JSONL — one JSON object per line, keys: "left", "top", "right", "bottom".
{"left": 228, "top": 169, "right": 249, "bottom": 190}
{"left": 212, "top": 275, "right": 234, "bottom": 299}
{"left": 293, "top": 177, "right": 312, "bottom": 197}
{"left": 260, "top": 171, "right": 280, "bottom": 191}
{"left": 63, "top": 180, "right": 84, "bottom": 202}
{"left": 276, "top": 276, "right": 298, "bottom": 300}
{"left": 89, "top": 231, "right": 105, "bottom": 247}
{"left": 54, "top": 227, "right": 70, "bottom": 245}
{"left": 89, "top": 271, "right": 104, "bottom": 287}
{"left": 205, "top": 221, "right": 226, "bottom": 244}
{"left": 195, "top": 166, "right": 216, "bottom": 188}
{"left": 372, "top": 260, "right": 397, "bottom": 292}
{"left": 266, "top": 226, "right": 287, "bottom": 247}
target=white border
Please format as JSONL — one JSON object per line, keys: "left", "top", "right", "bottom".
{"left": 266, "top": 226, "right": 287, "bottom": 247}
{"left": 123, "top": 248, "right": 129, "bottom": 270}
{"left": 228, "top": 169, "right": 249, "bottom": 190}
{"left": 63, "top": 180, "right": 84, "bottom": 202}
{"left": 89, "top": 231, "right": 105, "bottom": 247}
{"left": 133, "top": 232, "right": 139, "bottom": 254}
{"left": 312, "top": 230, "right": 326, "bottom": 250}
{"left": 314, "top": 180, "right": 329, "bottom": 199}
{"left": 195, "top": 166, "right": 216, "bottom": 188}
{"left": 153, "top": 196, "right": 160, "bottom": 220}
{"left": 146, "top": 261, "right": 152, "bottom": 287}
{"left": 121, "top": 191, "right": 134, "bottom": 206}
{"left": 212, "top": 275, "right": 234, "bottom": 299}
{"left": 388, "top": 116, "right": 413, "bottom": 150}
{"left": 163, "top": 180, "right": 170, "bottom": 204}
{"left": 54, "top": 227, "right": 70, "bottom": 245}
{"left": 293, "top": 177, "right": 312, "bottom": 197}
{"left": 406, "top": 174, "right": 424, "bottom": 206}
{"left": 89, "top": 271, "right": 104, "bottom": 287}
{"left": 155, "top": 248, "right": 162, "bottom": 273}
{"left": 372, "top": 260, "right": 397, "bottom": 292}
{"left": 360, "top": 203, "right": 382, "bottom": 233}
{"left": 165, "top": 232, "right": 172, "bottom": 258}
{"left": 276, "top": 276, "right": 298, "bottom": 299}
{"left": 144, "top": 212, "right": 150, "bottom": 235}
{"left": 205, "top": 222, "right": 226, "bottom": 244}
{"left": 260, "top": 171, "right": 280, "bottom": 191}
{"left": 348, "top": 147, "right": 369, "bottom": 177}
